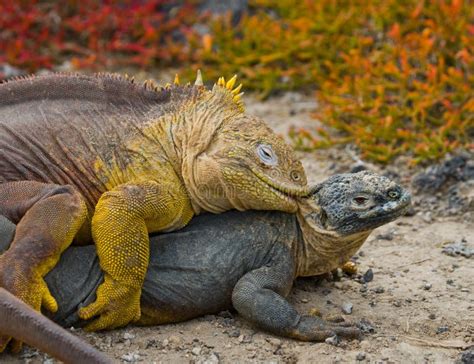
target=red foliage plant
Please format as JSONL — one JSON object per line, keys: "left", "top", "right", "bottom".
{"left": 0, "top": 0, "right": 201, "bottom": 72}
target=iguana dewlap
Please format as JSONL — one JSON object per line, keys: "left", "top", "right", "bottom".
{"left": 0, "top": 72, "right": 307, "bottom": 350}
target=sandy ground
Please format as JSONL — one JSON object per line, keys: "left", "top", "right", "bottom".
{"left": 2, "top": 92, "right": 473, "bottom": 364}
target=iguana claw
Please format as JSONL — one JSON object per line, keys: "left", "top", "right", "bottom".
{"left": 78, "top": 275, "right": 141, "bottom": 331}
{"left": 0, "top": 255, "right": 58, "bottom": 353}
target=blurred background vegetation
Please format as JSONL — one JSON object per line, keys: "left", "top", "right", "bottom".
{"left": 1, "top": 0, "right": 472, "bottom": 164}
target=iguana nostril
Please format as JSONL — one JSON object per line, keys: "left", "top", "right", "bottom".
{"left": 291, "top": 170, "right": 302, "bottom": 181}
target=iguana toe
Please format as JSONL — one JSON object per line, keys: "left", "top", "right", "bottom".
{"left": 0, "top": 256, "right": 59, "bottom": 352}
{"left": 290, "top": 315, "right": 361, "bottom": 341}
{"left": 78, "top": 276, "right": 141, "bottom": 331}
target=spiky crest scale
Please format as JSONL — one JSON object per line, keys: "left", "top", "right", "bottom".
{"left": 1, "top": 71, "right": 245, "bottom": 111}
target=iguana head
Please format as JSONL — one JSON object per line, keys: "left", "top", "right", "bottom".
{"left": 305, "top": 170, "right": 411, "bottom": 235}
{"left": 179, "top": 72, "right": 308, "bottom": 214}
{"left": 296, "top": 171, "right": 411, "bottom": 276}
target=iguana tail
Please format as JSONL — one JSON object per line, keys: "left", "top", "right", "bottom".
{"left": 0, "top": 288, "right": 112, "bottom": 364}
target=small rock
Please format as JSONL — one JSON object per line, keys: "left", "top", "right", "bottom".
{"left": 429, "top": 313, "right": 436, "bottom": 320}
{"left": 197, "top": 353, "right": 220, "bottom": 364}
{"left": 358, "top": 319, "right": 375, "bottom": 333}
{"left": 436, "top": 326, "right": 449, "bottom": 334}
{"left": 363, "top": 269, "right": 374, "bottom": 283}
{"left": 458, "top": 346, "right": 474, "bottom": 364}
{"left": 356, "top": 352, "right": 366, "bottom": 361}
{"left": 123, "top": 332, "right": 135, "bottom": 340}
{"left": 442, "top": 241, "right": 473, "bottom": 258}
{"left": 341, "top": 302, "right": 353, "bottom": 314}
{"left": 424, "top": 283, "right": 432, "bottom": 290}
{"left": 325, "top": 335, "right": 340, "bottom": 346}
{"left": 374, "top": 286, "right": 385, "bottom": 294}
{"left": 238, "top": 334, "right": 252, "bottom": 344}
{"left": 228, "top": 329, "right": 240, "bottom": 338}
{"left": 392, "top": 300, "right": 402, "bottom": 307}
{"left": 121, "top": 351, "right": 141, "bottom": 362}
{"left": 168, "top": 335, "right": 182, "bottom": 346}
{"left": 192, "top": 347, "right": 202, "bottom": 356}
{"left": 301, "top": 298, "right": 309, "bottom": 303}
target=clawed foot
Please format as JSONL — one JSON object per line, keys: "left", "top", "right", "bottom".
{"left": 78, "top": 275, "right": 141, "bottom": 331}
{"left": 290, "top": 315, "right": 361, "bottom": 341}
{"left": 0, "top": 256, "right": 58, "bottom": 353}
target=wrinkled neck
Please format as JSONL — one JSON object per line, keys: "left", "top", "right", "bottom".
{"left": 295, "top": 210, "right": 371, "bottom": 277}
{"left": 176, "top": 93, "right": 242, "bottom": 214}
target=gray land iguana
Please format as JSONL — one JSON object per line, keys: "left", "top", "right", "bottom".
{"left": 0, "top": 171, "right": 411, "bottom": 363}
{"left": 0, "top": 71, "right": 308, "bottom": 349}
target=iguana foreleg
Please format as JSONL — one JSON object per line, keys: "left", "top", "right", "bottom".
{"left": 232, "top": 262, "right": 361, "bottom": 341}
{"left": 79, "top": 180, "right": 194, "bottom": 331}
{"left": 0, "top": 181, "right": 88, "bottom": 352}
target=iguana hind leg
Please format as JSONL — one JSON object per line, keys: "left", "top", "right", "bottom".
{"left": 79, "top": 180, "right": 194, "bottom": 331}
{"left": 0, "top": 181, "right": 88, "bottom": 352}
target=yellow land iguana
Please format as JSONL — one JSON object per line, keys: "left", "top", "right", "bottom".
{"left": 0, "top": 71, "right": 308, "bottom": 352}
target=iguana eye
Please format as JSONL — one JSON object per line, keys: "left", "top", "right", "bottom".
{"left": 256, "top": 144, "right": 278, "bottom": 166}
{"left": 387, "top": 189, "right": 400, "bottom": 199}
{"left": 353, "top": 196, "right": 369, "bottom": 205}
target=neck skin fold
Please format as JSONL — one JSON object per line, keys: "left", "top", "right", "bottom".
{"left": 294, "top": 205, "right": 372, "bottom": 277}
{"left": 176, "top": 90, "right": 243, "bottom": 214}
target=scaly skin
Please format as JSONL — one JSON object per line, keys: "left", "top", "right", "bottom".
{"left": 0, "top": 171, "right": 410, "bottom": 361}
{"left": 0, "top": 71, "right": 307, "bottom": 350}
{"left": 0, "top": 288, "right": 111, "bottom": 364}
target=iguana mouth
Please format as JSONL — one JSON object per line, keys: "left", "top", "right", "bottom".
{"left": 251, "top": 168, "right": 309, "bottom": 197}
{"left": 358, "top": 189, "right": 411, "bottom": 220}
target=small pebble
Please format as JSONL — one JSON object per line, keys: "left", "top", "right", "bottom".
{"left": 168, "top": 335, "right": 182, "bottom": 346}
{"left": 121, "top": 351, "right": 141, "bottom": 363}
{"left": 357, "top": 319, "right": 375, "bottom": 333}
{"left": 424, "top": 283, "right": 432, "bottom": 290}
{"left": 356, "top": 352, "right": 366, "bottom": 361}
{"left": 325, "top": 335, "right": 340, "bottom": 346}
{"left": 436, "top": 326, "right": 449, "bottom": 334}
{"left": 363, "top": 269, "right": 374, "bottom": 283}
{"left": 374, "top": 286, "right": 385, "bottom": 294}
{"left": 429, "top": 313, "right": 436, "bottom": 320}
{"left": 341, "top": 302, "right": 353, "bottom": 314}
{"left": 228, "top": 329, "right": 240, "bottom": 338}
{"left": 192, "top": 347, "right": 202, "bottom": 356}
{"left": 123, "top": 332, "right": 135, "bottom": 340}
{"left": 198, "top": 353, "right": 220, "bottom": 364}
